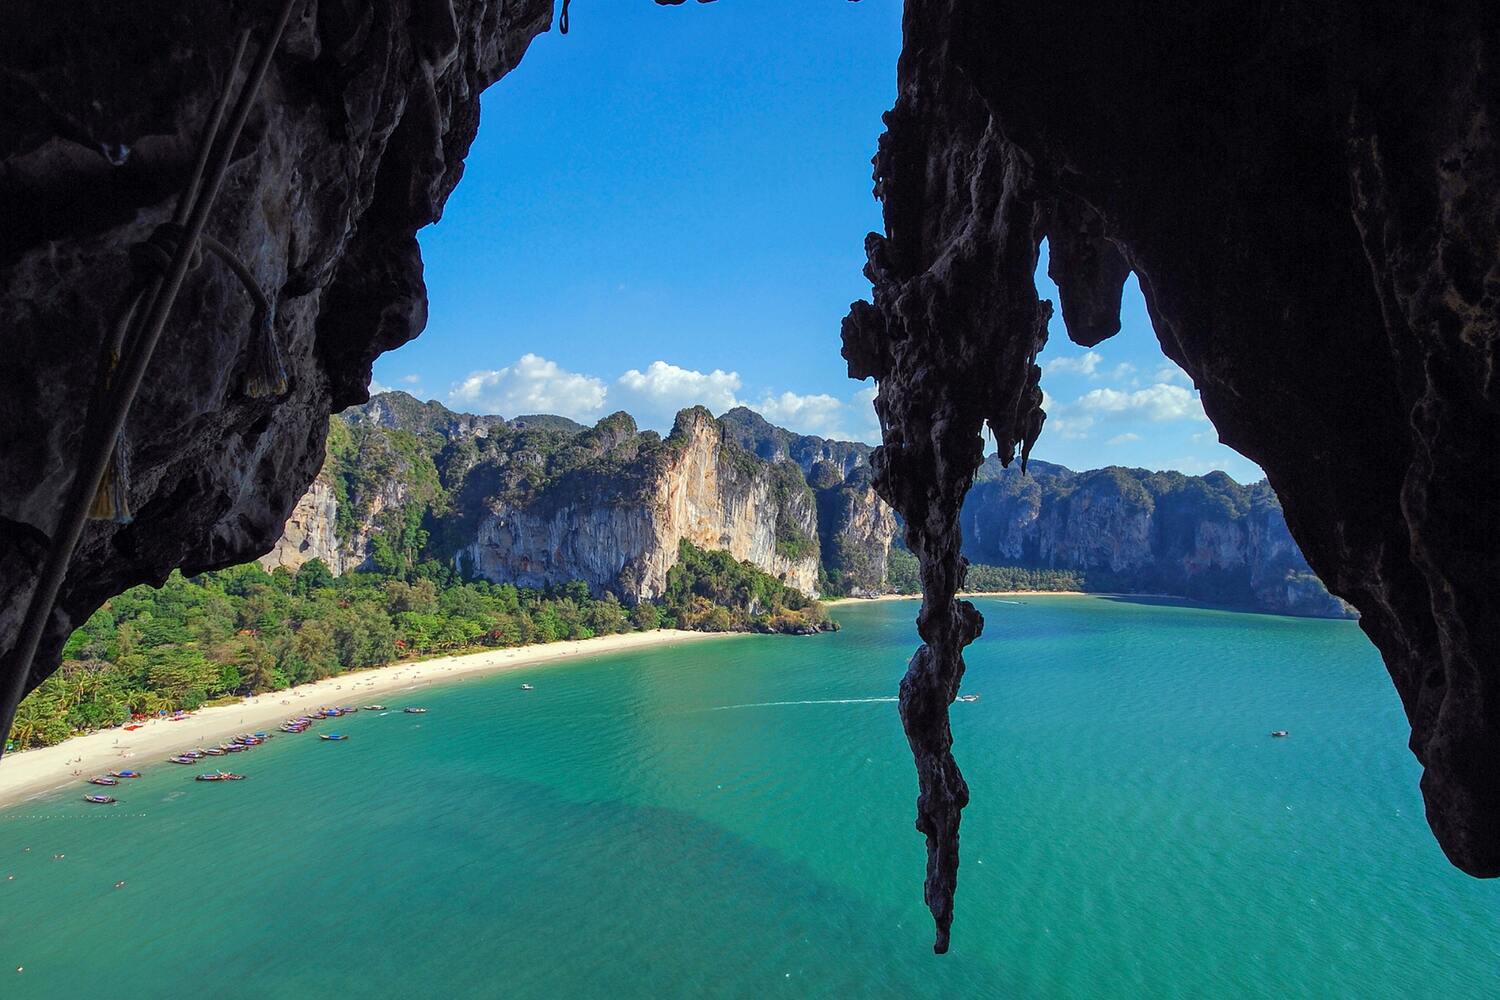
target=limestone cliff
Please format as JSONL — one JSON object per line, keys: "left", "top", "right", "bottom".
{"left": 258, "top": 474, "right": 344, "bottom": 574}
{"left": 269, "top": 395, "right": 1342, "bottom": 615}
{"left": 459, "top": 407, "right": 820, "bottom": 601}
{"left": 962, "top": 461, "right": 1350, "bottom": 617}
{"left": 720, "top": 407, "right": 872, "bottom": 479}
{"left": 264, "top": 395, "right": 829, "bottom": 601}
{"left": 813, "top": 464, "right": 900, "bottom": 597}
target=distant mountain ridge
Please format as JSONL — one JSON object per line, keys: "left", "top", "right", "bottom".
{"left": 963, "top": 458, "right": 1351, "bottom": 617}
{"left": 259, "top": 393, "right": 1349, "bottom": 618}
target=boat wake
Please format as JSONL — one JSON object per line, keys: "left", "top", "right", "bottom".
{"left": 709, "top": 697, "right": 898, "bottom": 712}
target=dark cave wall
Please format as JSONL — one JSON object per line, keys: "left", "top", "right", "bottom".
{"left": 0, "top": 0, "right": 553, "bottom": 698}
{"left": 0, "top": 0, "right": 1493, "bottom": 962}
{"left": 846, "top": 0, "right": 1498, "bottom": 949}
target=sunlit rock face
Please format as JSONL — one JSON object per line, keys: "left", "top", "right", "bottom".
{"left": 0, "top": 0, "right": 553, "bottom": 697}
{"left": 845, "top": 0, "right": 1499, "bottom": 950}
{"left": 459, "top": 408, "right": 821, "bottom": 601}
{"left": 258, "top": 476, "right": 345, "bottom": 575}
{"left": 260, "top": 396, "right": 830, "bottom": 602}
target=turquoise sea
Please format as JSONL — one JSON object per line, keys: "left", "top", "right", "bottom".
{"left": 2, "top": 596, "right": 1497, "bottom": 998}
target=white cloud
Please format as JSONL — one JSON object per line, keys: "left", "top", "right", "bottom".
{"left": 613, "top": 361, "right": 743, "bottom": 427}
{"left": 1044, "top": 352, "right": 1104, "bottom": 378}
{"left": 755, "top": 390, "right": 846, "bottom": 438}
{"left": 1074, "top": 383, "right": 1206, "bottom": 422}
{"left": 1154, "top": 364, "right": 1190, "bottom": 385}
{"left": 1049, "top": 414, "right": 1097, "bottom": 440}
{"left": 449, "top": 354, "right": 608, "bottom": 421}
{"left": 850, "top": 383, "right": 881, "bottom": 444}
{"left": 1039, "top": 377, "right": 1206, "bottom": 446}
{"left": 369, "top": 378, "right": 394, "bottom": 395}
{"left": 399, "top": 373, "right": 422, "bottom": 385}
{"left": 1110, "top": 362, "right": 1137, "bottom": 380}
{"left": 444, "top": 356, "right": 886, "bottom": 444}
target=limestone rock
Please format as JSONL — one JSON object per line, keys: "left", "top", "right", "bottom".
{"left": 0, "top": 0, "right": 553, "bottom": 697}
{"left": 847, "top": 0, "right": 1500, "bottom": 949}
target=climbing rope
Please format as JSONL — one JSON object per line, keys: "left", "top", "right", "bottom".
{"left": 0, "top": 0, "right": 302, "bottom": 764}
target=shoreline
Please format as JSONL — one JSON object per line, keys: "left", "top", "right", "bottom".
{"left": 0, "top": 628, "right": 731, "bottom": 810}
{"left": 823, "top": 590, "right": 1088, "bottom": 606}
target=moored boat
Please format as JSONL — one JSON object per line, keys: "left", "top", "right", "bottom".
{"left": 196, "top": 772, "right": 244, "bottom": 782}
{"left": 168, "top": 755, "right": 196, "bottom": 765}
{"left": 404, "top": 707, "right": 427, "bottom": 714}
{"left": 83, "top": 794, "right": 116, "bottom": 804}
{"left": 87, "top": 776, "right": 119, "bottom": 786}
{"left": 956, "top": 694, "right": 980, "bottom": 703}
{"left": 319, "top": 733, "right": 348, "bottom": 741}
{"left": 202, "top": 747, "right": 226, "bottom": 756}
{"left": 1271, "top": 730, "right": 1289, "bottom": 738}
{"left": 364, "top": 705, "right": 386, "bottom": 711}
{"left": 109, "top": 770, "right": 143, "bottom": 778}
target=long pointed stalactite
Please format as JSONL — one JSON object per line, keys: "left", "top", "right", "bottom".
{"left": 841, "top": 8, "right": 1052, "bottom": 951}
{"left": 849, "top": 0, "right": 1499, "bottom": 951}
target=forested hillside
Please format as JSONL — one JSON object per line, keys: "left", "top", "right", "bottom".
{"left": 12, "top": 539, "right": 828, "bottom": 750}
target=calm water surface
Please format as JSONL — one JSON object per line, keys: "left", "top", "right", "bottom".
{"left": 2, "top": 596, "right": 1496, "bottom": 998}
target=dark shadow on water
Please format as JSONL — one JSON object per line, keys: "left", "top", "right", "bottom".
{"left": 3, "top": 763, "right": 1022, "bottom": 1000}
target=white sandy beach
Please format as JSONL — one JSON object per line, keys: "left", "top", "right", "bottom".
{"left": 0, "top": 628, "right": 731, "bottom": 809}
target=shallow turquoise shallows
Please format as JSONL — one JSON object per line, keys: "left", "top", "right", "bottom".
{"left": 2, "top": 596, "right": 1498, "bottom": 998}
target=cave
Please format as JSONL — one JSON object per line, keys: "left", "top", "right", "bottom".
{"left": 1, "top": 0, "right": 1495, "bottom": 957}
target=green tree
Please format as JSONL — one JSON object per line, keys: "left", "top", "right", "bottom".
{"left": 630, "top": 601, "right": 662, "bottom": 632}
{"left": 294, "top": 559, "right": 335, "bottom": 596}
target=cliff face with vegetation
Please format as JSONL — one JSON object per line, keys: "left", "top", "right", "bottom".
{"left": 962, "top": 461, "right": 1350, "bottom": 617}
{"left": 263, "top": 394, "right": 871, "bottom": 602}
{"left": 459, "top": 406, "right": 821, "bottom": 601}
{"left": 268, "top": 394, "right": 1342, "bottom": 617}
{"left": 720, "top": 408, "right": 896, "bottom": 596}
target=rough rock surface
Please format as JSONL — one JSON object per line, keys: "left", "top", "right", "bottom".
{"left": 816, "top": 466, "right": 900, "bottom": 597}
{"left": 720, "top": 406, "right": 872, "bottom": 479}
{"left": 260, "top": 395, "right": 832, "bottom": 600}
{"left": 459, "top": 408, "right": 821, "bottom": 601}
{"left": 845, "top": 0, "right": 1499, "bottom": 950}
{"left": 963, "top": 460, "right": 1351, "bottom": 617}
{"left": 0, "top": 0, "right": 553, "bottom": 699}
{"left": 259, "top": 475, "right": 345, "bottom": 574}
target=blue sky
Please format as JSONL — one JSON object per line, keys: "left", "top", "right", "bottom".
{"left": 372, "top": 0, "right": 1263, "bottom": 483}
